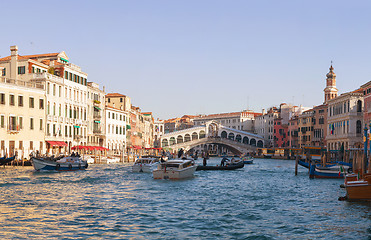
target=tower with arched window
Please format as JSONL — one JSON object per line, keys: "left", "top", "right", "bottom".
{"left": 324, "top": 65, "right": 338, "bottom": 103}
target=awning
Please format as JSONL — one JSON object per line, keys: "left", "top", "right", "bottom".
{"left": 131, "top": 145, "right": 142, "bottom": 149}
{"left": 73, "top": 125, "right": 80, "bottom": 128}
{"left": 71, "top": 145, "right": 108, "bottom": 151}
{"left": 126, "top": 125, "right": 131, "bottom": 129}
{"left": 47, "top": 141, "right": 67, "bottom": 147}
{"left": 94, "top": 120, "right": 100, "bottom": 123}
{"left": 94, "top": 106, "right": 101, "bottom": 110}
{"left": 60, "top": 57, "right": 69, "bottom": 63}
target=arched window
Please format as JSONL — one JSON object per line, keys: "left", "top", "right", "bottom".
{"left": 250, "top": 138, "right": 256, "bottom": 146}
{"left": 184, "top": 134, "right": 191, "bottom": 142}
{"left": 228, "top": 133, "right": 234, "bottom": 140}
{"left": 199, "top": 130, "right": 206, "bottom": 139}
{"left": 356, "top": 120, "right": 362, "bottom": 134}
{"left": 243, "top": 137, "right": 249, "bottom": 144}
{"left": 177, "top": 135, "right": 183, "bottom": 144}
{"left": 257, "top": 140, "right": 263, "bottom": 148}
{"left": 357, "top": 100, "right": 362, "bottom": 112}
{"left": 169, "top": 137, "right": 176, "bottom": 146}
{"left": 192, "top": 132, "right": 198, "bottom": 140}
{"left": 161, "top": 139, "right": 168, "bottom": 147}
{"left": 221, "top": 131, "right": 227, "bottom": 138}
{"left": 235, "top": 135, "right": 242, "bottom": 142}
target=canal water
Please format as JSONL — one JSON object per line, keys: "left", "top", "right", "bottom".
{"left": 0, "top": 158, "right": 370, "bottom": 239}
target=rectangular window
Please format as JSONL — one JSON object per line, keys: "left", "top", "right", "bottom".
{"left": 19, "top": 117, "right": 23, "bottom": 129}
{"left": 10, "top": 94, "right": 15, "bottom": 106}
{"left": 65, "top": 71, "right": 68, "bottom": 79}
{"left": 29, "top": 97, "right": 34, "bottom": 108}
{"left": 0, "top": 115, "right": 4, "bottom": 128}
{"left": 39, "top": 99, "right": 44, "bottom": 109}
{"left": 40, "top": 119, "right": 43, "bottom": 130}
{"left": 30, "top": 141, "right": 33, "bottom": 150}
{"left": 59, "top": 86, "right": 61, "bottom": 97}
{"left": 19, "top": 141, "right": 23, "bottom": 149}
{"left": 2, "top": 68, "right": 5, "bottom": 76}
{"left": 18, "top": 95, "right": 23, "bottom": 107}
{"left": 32, "top": 66, "right": 35, "bottom": 73}
{"left": 53, "top": 84, "right": 56, "bottom": 96}
{"left": 30, "top": 118, "right": 34, "bottom": 130}
{"left": 0, "top": 93, "right": 5, "bottom": 104}
{"left": 18, "top": 66, "right": 25, "bottom": 74}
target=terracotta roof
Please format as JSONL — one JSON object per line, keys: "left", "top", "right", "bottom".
{"left": 106, "top": 93, "right": 126, "bottom": 97}
{"left": 0, "top": 53, "right": 60, "bottom": 62}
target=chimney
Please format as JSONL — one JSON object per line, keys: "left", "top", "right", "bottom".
{"left": 10, "top": 45, "right": 18, "bottom": 80}
{"left": 262, "top": 109, "right": 265, "bottom": 114}
{"left": 103, "top": 86, "right": 106, "bottom": 93}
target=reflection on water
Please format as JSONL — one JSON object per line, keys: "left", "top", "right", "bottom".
{"left": 0, "top": 158, "right": 370, "bottom": 239}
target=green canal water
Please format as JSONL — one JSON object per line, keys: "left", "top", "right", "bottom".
{"left": 0, "top": 158, "right": 370, "bottom": 239}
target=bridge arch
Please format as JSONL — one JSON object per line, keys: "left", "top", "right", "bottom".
{"left": 236, "top": 134, "right": 242, "bottom": 143}
{"left": 257, "top": 140, "right": 263, "bottom": 148}
{"left": 184, "top": 134, "right": 191, "bottom": 142}
{"left": 243, "top": 136, "right": 249, "bottom": 144}
{"left": 177, "top": 135, "right": 183, "bottom": 144}
{"left": 199, "top": 130, "right": 206, "bottom": 139}
{"left": 169, "top": 137, "right": 176, "bottom": 146}
{"left": 250, "top": 138, "right": 256, "bottom": 146}
{"left": 192, "top": 132, "right": 198, "bottom": 140}
{"left": 221, "top": 131, "right": 227, "bottom": 138}
{"left": 162, "top": 139, "right": 168, "bottom": 147}
{"left": 228, "top": 133, "right": 234, "bottom": 140}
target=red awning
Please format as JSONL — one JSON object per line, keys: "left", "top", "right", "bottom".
{"left": 131, "top": 145, "right": 142, "bottom": 149}
{"left": 47, "top": 141, "right": 67, "bottom": 147}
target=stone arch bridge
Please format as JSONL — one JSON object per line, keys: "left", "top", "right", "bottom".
{"left": 160, "top": 121, "right": 264, "bottom": 154}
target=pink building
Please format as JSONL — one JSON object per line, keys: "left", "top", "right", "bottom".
{"left": 274, "top": 117, "right": 289, "bottom": 147}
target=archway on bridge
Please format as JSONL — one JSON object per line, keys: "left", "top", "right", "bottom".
{"left": 169, "top": 137, "right": 176, "bottom": 145}
{"left": 257, "top": 140, "right": 263, "bottom": 148}
{"left": 228, "top": 133, "right": 234, "bottom": 140}
{"left": 177, "top": 135, "right": 183, "bottom": 144}
{"left": 184, "top": 134, "right": 191, "bottom": 142}
{"left": 199, "top": 130, "right": 206, "bottom": 139}
{"left": 235, "top": 134, "right": 242, "bottom": 143}
{"left": 221, "top": 131, "right": 227, "bottom": 138}
{"left": 192, "top": 132, "right": 198, "bottom": 140}
{"left": 161, "top": 139, "right": 168, "bottom": 147}
{"left": 250, "top": 138, "right": 256, "bottom": 146}
{"left": 243, "top": 136, "right": 249, "bottom": 144}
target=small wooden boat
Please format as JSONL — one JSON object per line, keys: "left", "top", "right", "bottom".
{"left": 344, "top": 174, "right": 371, "bottom": 201}
{"left": 153, "top": 159, "right": 197, "bottom": 179}
{"left": 196, "top": 161, "right": 244, "bottom": 171}
{"left": 0, "top": 156, "right": 16, "bottom": 166}
{"left": 309, "top": 163, "right": 351, "bottom": 179}
{"left": 31, "top": 154, "right": 88, "bottom": 171}
{"left": 242, "top": 157, "right": 254, "bottom": 164}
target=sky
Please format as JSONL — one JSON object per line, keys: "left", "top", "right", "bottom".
{"left": 1, "top": 0, "right": 371, "bottom": 119}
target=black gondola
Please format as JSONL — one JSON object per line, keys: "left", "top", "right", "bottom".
{"left": 196, "top": 161, "right": 244, "bottom": 171}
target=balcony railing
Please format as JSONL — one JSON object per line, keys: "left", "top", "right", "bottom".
{"left": 93, "top": 114, "right": 101, "bottom": 119}
{"left": 7, "top": 125, "right": 20, "bottom": 133}
{"left": 93, "top": 128, "right": 102, "bottom": 134}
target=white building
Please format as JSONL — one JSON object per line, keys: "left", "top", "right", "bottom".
{"left": 154, "top": 119, "right": 165, "bottom": 148}
{"left": 193, "top": 111, "right": 260, "bottom": 132}
{"left": 0, "top": 45, "right": 100, "bottom": 153}
{"left": 105, "top": 106, "right": 128, "bottom": 155}
{"left": 326, "top": 90, "right": 363, "bottom": 150}
{"left": 87, "top": 82, "right": 106, "bottom": 147}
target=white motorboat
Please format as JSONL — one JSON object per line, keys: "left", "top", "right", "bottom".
{"left": 132, "top": 156, "right": 162, "bottom": 173}
{"left": 153, "top": 159, "right": 197, "bottom": 180}
{"left": 31, "top": 154, "right": 88, "bottom": 171}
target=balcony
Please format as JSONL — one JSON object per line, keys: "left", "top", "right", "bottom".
{"left": 93, "top": 128, "right": 103, "bottom": 135}
{"left": 7, "top": 125, "right": 20, "bottom": 134}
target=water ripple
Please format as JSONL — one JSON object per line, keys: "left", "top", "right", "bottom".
{"left": 0, "top": 160, "right": 370, "bottom": 239}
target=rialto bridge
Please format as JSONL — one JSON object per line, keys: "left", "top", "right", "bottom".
{"left": 160, "top": 121, "right": 264, "bottom": 154}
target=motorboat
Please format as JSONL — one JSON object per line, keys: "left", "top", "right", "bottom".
{"left": 344, "top": 174, "right": 371, "bottom": 201}
{"left": 0, "top": 155, "right": 16, "bottom": 166}
{"left": 132, "top": 156, "right": 162, "bottom": 173}
{"left": 31, "top": 154, "right": 88, "bottom": 171}
{"left": 153, "top": 159, "right": 197, "bottom": 179}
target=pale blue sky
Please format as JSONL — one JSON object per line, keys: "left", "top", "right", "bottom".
{"left": 1, "top": 0, "right": 371, "bottom": 119}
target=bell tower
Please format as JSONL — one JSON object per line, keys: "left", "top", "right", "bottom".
{"left": 324, "top": 64, "right": 338, "bottom": 103}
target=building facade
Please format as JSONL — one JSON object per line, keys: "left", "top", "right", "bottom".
{"left": 326, "top": 91, "right": 363, "bottom": 150}
{"left": 0, "top": 75, "right": 45, "bottom": 158}
{"left": 105, "top": 106, "right": 128, "bottom": 155}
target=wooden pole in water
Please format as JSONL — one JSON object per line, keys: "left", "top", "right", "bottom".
{"left": 295, "top": 154, "right": 298, "bottom": 176}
